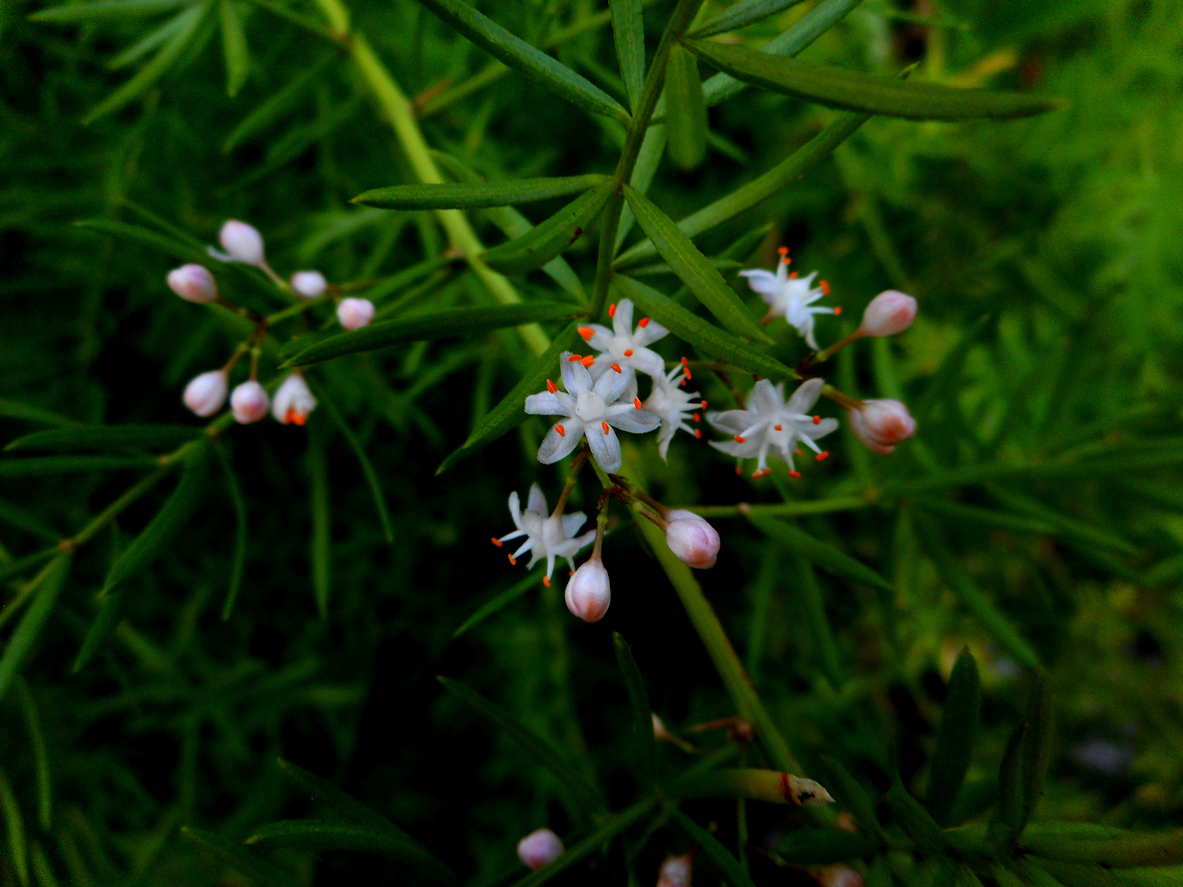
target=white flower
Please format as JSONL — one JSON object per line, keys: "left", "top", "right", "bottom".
{"left": 664, "top": 509, "right": 719, "bottom": 569}
{"left": 492, "top": 484, "right": 595, "bottom": 583}
{"left": 579, "top": 298, "right": 669, "bottom": 380}
{"left": 643, "top": 365, "right": 703, "bottom": 460}
{"left": 525, "top": 352, "right": 660, "bottom": 474}
{"left": 708, "top": 378, "right": 838, "bottom": 475}
{"left": 337, "top": 297, "right": 375, "bottom": 330}
{"left": 182, "top": 369, "right": 228, "bottom": 417}
{"left": 848, "top": 399, "right": 916, "bottom": 454}
{"left": 565, "top": 556, "right": 611, "bottom": 622}
{"left": 657, "top": 852, "right": 694, "bottom": 887}
{"left": 230, "top": 380, "right": 269, "bottom": 424}
{"left": 167, "top": 264, "right": 218, "bottom": 304}
{"left": 216, "top": 220, "right": 266, "bottom": 266}
{"left": 740, "top": 257, "right": 836, "bottom": 350}
{"left": 271, "top": 373, "right": 317, "bottom": 425}
{"left": 290, "top": 270, "right": 327, "bottom": 299}
{"left": 517, "top": 829, "right": 563, "bottom": 871}
{"left": 859, "top": 290, "right": 917, "bottom": 337}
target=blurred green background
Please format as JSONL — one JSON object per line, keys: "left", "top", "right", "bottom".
{"left": 1, "top": 0, "right": 1182, "bottom": 884}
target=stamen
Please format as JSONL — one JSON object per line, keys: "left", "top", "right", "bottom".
{"left": 490, "top": 537, "right": 503, "bottom": 547}
{"left": 578, "top": 327, "right": 595, "bottom": 341}
{"left": 781, "top": 256, "right": 791, "bottom": 266}
{"left": 608, "top": 303, "right": 616, "bottom": 317}
{"left": 556, "top": 424, "right": 566, "bottom": 437}
{"left": 680, "top": 379, "right": 687, "bottom": 387}
{"left": 624, "top": 349, "right": 634, "bottom": 357}
{"left": 638, "top": 317, "right": 650, "bottom": 327}
{"left": 568, "top": 354, "right": 583, "bottom": 362}
{"left": 546, "top": 379, "right": 557, "bottom": 394}
{"left": 611, "top": 363, "right": 623, "bottom": 373}
{"left": 693, "top": 413, "right": 701, "bottom": 422}
{"left": 601, "top": 421, "right": 610, "bottom": 435}
{"left": 287, "top": 408, "right": 306, "bottom": 426}
{"left": 507, "top": 553, "right": 517, "bottom": 566}
{"left": 834, "top": 306, "right": 843, "bottom": 315}
{"left": 812, "top": 415, "right": 821, "bottom": 425}
{"left": 816, "top": 451, "right": 830, "bottom": 461}
{"left": 788, "top": 470, "right": 801, "bottom": 478}
{"left": 734, "top": 435, "right": 746, "bottom": 443}
{"left": 701, "top": 400, "right": 708, "bottom": 409}
{"left": 735, "top": 465, "right": 743, "bottom": 476}
{"left": 634, "top": 397, "right": 642, "bottom": 410}
{"left": 796, "top": 448, "right": 804, "bottom": 456}
{"left": 778, "top": 246, "right": 789, "bottom": 256}
{"left": 774, "top": 424, "right": 783, "bottom": 431}
{"left": 820, "top": 279, "right": 831, "bottom": 296}
{"left": 789, "top": 271, "right": 798, "bottom": 279}
{"left": 581, "top": 355, "right": 595, "bottom": 367}
{"left": 681, "top": 358, "right": 692, "bottom": 379}
{"left": 542, "top": 576, "right": 551, "bottom": 587}
{"left": 695, "top": 429, "right": 702, "bottom": 439}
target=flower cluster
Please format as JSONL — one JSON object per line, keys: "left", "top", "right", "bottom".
{"left": 170, "top": 220, "right": 379, "bottom": 425}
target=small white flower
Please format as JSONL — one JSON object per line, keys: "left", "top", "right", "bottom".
{"left": 708, "top": 378, "right": 838, "bottom": 475}
{"left": 182, "top": 369, "right": 228, "bottom": 417}
{"left": 657, "top": 852, "right": 694, "bottom": 887}
{"left": 230, "top": 380, "right": 269, "bottom": 424}
{"left": 517, "top": 829, "right": 563, "bottom": 871}
{"left": 337, "top": 297, "right": 375, "bottom": 330}
{"left": 859, "top": 290, "right": 917, "bottom": 337}
{"left": 271, "top": 373, "right": 317, "bottom": 425}
{"left": 848, "top": 399, "right": 916, "bottom": 454}
{"left": 740, "top": 257, "right": 836, "bottom": 350}
{"left": 524, "top": 352, "right": 660, "bottom": 474}
{"left": 579, "top": 299, "right": 669, "bottom": 380}
{"left": 167, "top": 264, "right": 218, "bottom": 304}
{"left": 216, "top": 220, "right": 266, "bottom": 266}
{"left": 492, "top": 484, "right": 595, "bottom": 583}
{"left": 664, "top": 509, "right": 719, "bottom": 569}
{"left": 290, "top": 270, "right": 327, "bottom": 299}
{"left": 643, "top": 365, "right": 703, "bottom": 460}
{"left": 565, "top": 555, "right": 611, "bottom": 623}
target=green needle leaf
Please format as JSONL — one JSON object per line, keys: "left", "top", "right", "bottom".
{"left": 352, "top": 174, "right": 609, "bottom": 210}
{"left": 776, "top": 830, "right": 879, "bottom": 864}
{"left": 0, "top": 769, "right": 28, "bottom": 887}
{"left": 669, "top": 807, "right": 758, "bottom": 887}
{"left": 0, "top": 556, "right": 72, "bottom": 703}
{"left": 181, "top": 827, "right": 302, "bottom": 887}
{"left": 30, "top": 0, "right": 187, "bottom": 21}
{"left": 1018, "top": 671, "right": 1053, "bottom": 834}
{"left": 748, "top": 516, "right": 893, "bottom": 592}
{"left": 414, "top": 0, "right": 630, "bottom": 123}
{"left": 691, "top": 0, "right": 809, "bottom": 38}
{"left": 214, "top": 445, "right": 248, "bottom": 620}
{"left": 0, "top": 456, "right": 159, "bottom": 477}
{"left": 926, "top": 647, "right": 981, "bottom": 825}
{"left": 608, "top": 0, "right": 645, "bottom": 111}
{"left": 5, "top": 425, "right": 199, "bottom": 453}
{"left": 885, "top": 783, "right": 951, "bottom": 857}
{"left": 665, "top": 44, "right": 707, "bottom": 170}
{"left": 611, "top": 633, "right": 657, "bottom": 792}
{"left": 219, "top": 0, "right": 249, "bottom": 97}
{"left": 307, "top": 425, "right": 331, "bottom": 619}
{"left": 686, "top": 38, "right": 1065, "bottom": 120}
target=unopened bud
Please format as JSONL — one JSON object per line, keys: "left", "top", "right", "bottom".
{"left": 664, "top": 509, "right": 720, "bottom": 569}
{"left": 858, "top": 290, "right": 917, "bottom": 337}
{"left": 291, "top": 270, "right": 327, "bottom": 299}
{"left": 819, "top": 865, "right": 864, "bottom": 887}
{"left": 517, "top": 829, "right": 563, "bottom": 870}
{"left": 230, "top": 380, "right": 269, "bottom": 424}
{"left": 167, "top": 264, "right": 218, "bottom": 304}
{"left": 652, "top": 713, "right": 673, "bottom": 741}
{"left": 565, "top": 557, "right": 610, "bottom": 623}
{"left": 219, "top": 220, "right": 265, "bottom": 266}
{"left": 337, "top": 297, "right": 375, "bottom": 331}
{"left": 657, "top": 852, "right": 694, "bottom": 887}
{"left": 182, "top": 370, "right": 228, "bottom": 417}
{"left": 848, "top": 399, "right": 916, "bottom": 454}
{"left": 271, "top": 373, "right": 317, "bottom": 425}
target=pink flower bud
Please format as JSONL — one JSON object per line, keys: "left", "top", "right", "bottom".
{"left": 230, "top": 380, "right": 269, "bottom": 424}
{"left": 819, "top": 865, "right": 864, "bottom": 887}
{"left": 291, "top": 270, "right": 327, "bottom": 299}
{"left": 664, "top": 509, "right": 720, "bottom": 569}
{"left": 271, "top": 373, "right": 317, "bottom": 425}
{"left": 219, "top": 220, "right": 265, "bottom": 266}
{"left": 337, "top": 297, "right": 375, "bottom": 331}
{"left": 858, "top": 290, "right": 917, "bottom": 337}
{"left": 167, "top": 264, "right": 218, "bottom": 304}
{"left": 565, "top": 557, "right": 610, "bottom": 623}
{"left": 657, "top": 852, "right": 694, "bottom": 887}
{"left": 182, "top": 370, "right": 228, "bottom": 417}
{"left": 848, "top": 399, "right": 916, "bottom": 454}
{"left": 517, "top": 828, "right": 563, "bottom": 870}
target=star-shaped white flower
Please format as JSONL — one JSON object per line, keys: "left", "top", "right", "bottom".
{"left": 643, "top": 365, "right": 703, "bottom": 461}
{"left": 525, "top": 352, "right": 660, "bottom": 473}
{"left": 739, "top": 258, "right": 835, "bottom": 350}
{"left": 491, "top": 484, "right": 595, "bottom": 583}
{"left": 578, "top": 298, "right": 669, "bottom": 381}
{"left": 708, "top": 378, "right": 838, "bottom": 475}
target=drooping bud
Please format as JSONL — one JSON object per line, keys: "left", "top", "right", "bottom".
{"left": 516, "top": 829, "right": 563, "bottom": 871}
{"left": 218, "top": 220, "right": 266, "bottom": 266}
{"left": 230, "top": 380, "right": 269, "bottom": 424}
{"left": 565, "top": 556, "right": 610, "bottom": 623}
{"left": 664, "top": 509, "right": 720, "bottom": 569}
{"left": 858, "top": 290, "right": 917, "bottom": 337}
{"left": 337, "top": 297, "right": 375, "bottom": 331}
{"left": 182, "top": 370, "right": 228, "bottom": 417}
{"left": 657, "top": 852, "right": 694, "bottom": 887}
{"left": 848, "top": 399, "right": 916, "bottom": 454}
{"left": 167, "top": 264, "right": 218, "bottom": 304}
{"left": 271, "top": 373, "right": 317, "bottom": 425}
{"left": 291, "top": 270, "right": 327, "bottom": 299}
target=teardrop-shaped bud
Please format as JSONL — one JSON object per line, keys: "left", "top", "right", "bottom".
{"left": 219, "top": 220, "right": 265, "bottom": 266}
{"left": 858, "top": 290, "right": 917, "bottom": 337}
{"left": 291, "top": 270, "right": 327, "bottom": 299}
{"left": 516, "top": 828, "right": 563, "bottom": 871}
{"left": 664, "top": 509, "right": 720, "bottom": 569}
{"left": 167, "top": 264, "right": 218, "bottom": 304}
{"left": 182, "top": 370, "right": 228, "bottom": 417}
{"left": 230, "top": 380, "right": 269, "bottom": 424}
{"left": 848, "top": 399, "right": 916, "bottom": 454}
{"left": 565, "top": 557, "right": 610, "bottom": 623}
{"left": 336, "top": 297, "right": 375, "bottom": 331}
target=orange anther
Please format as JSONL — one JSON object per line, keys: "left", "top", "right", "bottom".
{"left": 680, "top": 380, "right": 687, "bottom": 387}
{"left": 778, "top": 246, "right": 789, "bottom": 256}
{"left": 556, "top": 424, "right": 566, "bottom": 437}
{"left": 287, "top": 408, "right": 306, "bottom": 426}
{"left": 781, "top": 256, "right": 791, "bottom": 265}
{"left": 816, "top": 451, "right": 830, "bottom": 461}
{"left": 683, "top": 368, "right": 692, "bottom": 379}
{"left": 568, "top": 354, "right": 583, "bottom": 362}
{"left": 507, "top": 553, "right": 517, "bottom": 566}
{"left": 624, "top": 349, "right": 633, "bottom": 357}
{"left": 834, "top": 306, "right": 843, "bottom": 315}
{"left": 734, "top": 435, "right": 746, "bottom": 443}
{"left": 634, "top": 397, "right": 642, "bottom": 410}
{"left": 693, "top": 413, "right": 701, "bottom": 422}
{"left": 608, "top": 303, "right": 616, "bottom": 317}
{"left": 611, "top": 363, "right": 623, "bottom": 373}
{"left": 774, "top": 424, "right": 783, "bottom": 431}
{"left": 681, "top": 356, "right": 689, "bottom": 365}
{"left": 795, "top": 448, "right": 803, "bottom": 456}
{"left": 602, "top": 421, "right": 610, "bottom": 434}
{"left": 546, "top": 379, "right": 557, "bottom": 394}
{"left": 581, "top": 355, "right": 595, "bottom": 367}
{"left": 639, "top": 317, "right": 650, "bottom": 327}
{"left": 735, "top": 466, "right": 743, "bottom": 476}
{"left": 701, "top": 400, "right": 708, "bottom": 409}
{"left": 788, "top": 471, "right": 801, "bottom": 478}
{"left": 812, "top": 415, "right": 821, "bottom": 425}
{"left": 578, "top": 326, "right": 595, "bottom": 340}
{"left": 491, "top": 537, "right": 503, "bottom": 547}
{"left": 695, "top": 429, "right": 702, "bottom": 439}
{"left": 789, "top": 271, "right": 798, "bottom": 278}
{"left": 542, "top": 576, "right": 551, "bottom": 587}
{"left": 820, "top": 279, "right": 831, "bottom": 296}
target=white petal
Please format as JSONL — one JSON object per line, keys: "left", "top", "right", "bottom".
{"left": 629, "top": 347, "right": 666, "bottom": 379}
{"left": 708, "top": 409, "right": 755, "bottom": 432}
{"left": 586, "top": 324, "right": 614, "bottom": 351}
{"left": 605, "top": 404, "right": 660, "bottom": 434}
{"left": 803, "top": 417, "right": 839, "bottom": 439}
{"left": 786, "top": 378, "right": 824, "bottom": 413}
{"left": 567, "top": 357, "right": 593, "bottom": 395}
{"left": 537, "top": 423, "right": 583, "bottom": 464}
{"left": 527, "top": 483, "right": 547, "bottom": 515}
{"left": 739, "top": 269, "right": 780, "bottom": 294}
{"left": 746, "top": 379, "right": 782, "bottom": 415}
{"left": 593, "top": 364, "right": 629, "bottom": 403}
{"left": 586, "top": 422, "right": 622, "bottom": 473}
{"left": 524, "top": 392, "right": 567, "bottom": 416}
{"left": 613, "top": 299, "right": 634, "bottom": 336}
{"left": 634, "top": 319, "right": 669, "bottom": 347}
{"left": 561, "top": 512, "right": 586, "bottom": 538}
{"left": 508, "top": 491, "right": 522, "bottom": 528}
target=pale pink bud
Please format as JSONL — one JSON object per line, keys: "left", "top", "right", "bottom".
{"left": 565, "top": 557, "right": 610, "bottom": 623}
{"left": 230, "top": 380, "right": 269, "bottom": 424}
{"left": 848, "top": 399, "right": 916, "bottom": 454}
{"left": 271, "top": 373, "right": 317, "bottom": 425}
{"left": 182, "top": 370, "right": 228, "bottom": 417}
{"left": 664, "top": 509, "right": 720, "bottom": 569}
{"left": 657, "top": 852, "right": 694, "bottom": 887}
{"left": 858, "top": 290, "right": 917, "bottom": 337}
{"left": 167, "top": 264, "right": 218, "bottom": 304}
{"left": 819, "top": 865, "right": 864, "bottom": 887}
{"left": 517, "top": 828, "right": 563, "bottom": 870}
{"left": 337, "top": 297, "right": 375, "bottom": 331}
{"left": 219, "top": 220, "right": 265, "bottom": 266}
{"left": 291, "top": 270, "right": 327, "bottom": 299}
